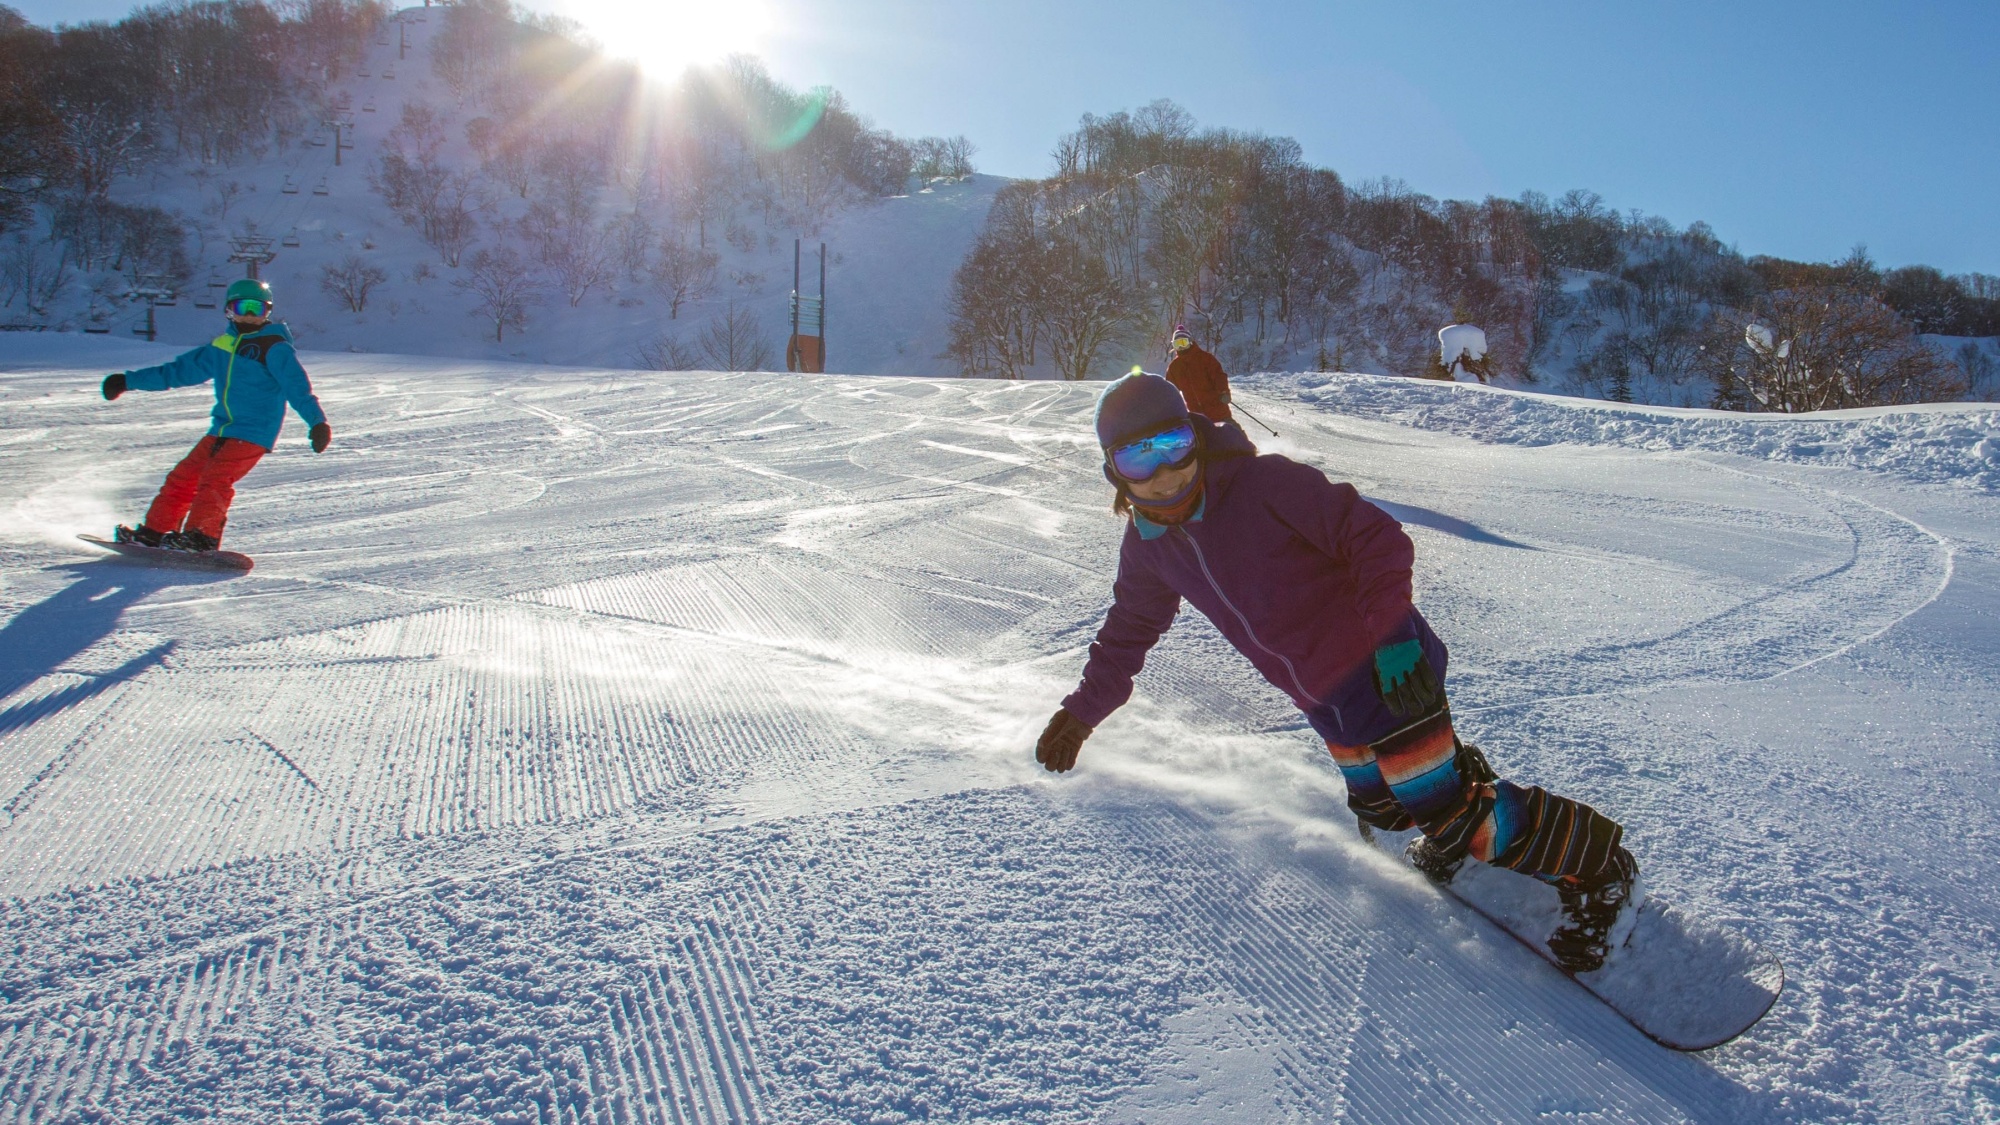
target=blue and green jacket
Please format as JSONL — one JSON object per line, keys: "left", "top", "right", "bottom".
{"left": 123, "top": 321, "right": 326, "bottom": 450}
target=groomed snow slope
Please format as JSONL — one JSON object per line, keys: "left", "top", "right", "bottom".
{"left": 1, "top": 335, "right": 1997, "bottom": 1123}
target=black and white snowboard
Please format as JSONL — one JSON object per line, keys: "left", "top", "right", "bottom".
{"left": 79, "top": 533, "right": 255, "bottom": 572}
{"left": 1363, "top": 824, "right": 1783, "bottom": 1051}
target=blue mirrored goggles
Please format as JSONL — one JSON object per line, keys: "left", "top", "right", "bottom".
{"left": 226, "top": 297, "right": 269, "bottom": 318}
{"left": 1108, "top": 423, "right": 1197, "bottom": 482}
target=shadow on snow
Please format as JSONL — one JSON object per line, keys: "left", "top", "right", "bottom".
{"left": 0, "top": 561, "right": 229, "bottom": 739}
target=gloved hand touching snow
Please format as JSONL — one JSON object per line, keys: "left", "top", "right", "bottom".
{"left": 1036, "top": 708, "right": 1092, "bottom": 772}
{"left": 310, "top": 422, "right": 332, "bottom": 453}
{"left": 102, "top": 373, "right": 126, "bottom": 401}
{"left": 1373, "top": 639, "right": 1443, "bottom": 719}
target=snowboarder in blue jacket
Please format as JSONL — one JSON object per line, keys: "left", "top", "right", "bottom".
{"left": 1036, "top": 372, "right": 1641, "bottom": 972}
{"left": 100, "top": 278, "right": 331, "bottom": 552}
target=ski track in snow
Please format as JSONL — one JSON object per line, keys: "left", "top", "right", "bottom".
{"left": 1, "top": 344, "right": 1997, "bottom": 1122}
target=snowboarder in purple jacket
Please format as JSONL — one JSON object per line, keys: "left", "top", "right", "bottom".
{"left": 1036, "top": 372, "right": 1640, "bottom": 972}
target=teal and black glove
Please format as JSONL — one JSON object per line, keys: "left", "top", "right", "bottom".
{"left": 1373, "top": 639, "right": 1443, "bottom": 719}
{"left": 102, "top": 373, "right": 126, "bottom": 400}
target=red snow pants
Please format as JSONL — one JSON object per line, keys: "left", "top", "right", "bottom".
{"left": 144, "top": 436, "right": 267, "bottom": 543}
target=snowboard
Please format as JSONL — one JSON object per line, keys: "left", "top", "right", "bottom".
{"left": 79, "top": 533, "right": 255, "bottom": 572}
{"left": 1362, "top": 824, "right": 1783, "bottom": 1051}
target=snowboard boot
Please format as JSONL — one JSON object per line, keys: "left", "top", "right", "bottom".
{"left": 1406, "top": 834, "right": 1468, "bottom": 886}
{"left": 115, "top": 524, "right": 166, "bottom": 548}
{"left": 163, "top": 529, "right": 219, "bottom": 553}
{"left": 1548, "top": 846, "right": 1642, "bottom": 974}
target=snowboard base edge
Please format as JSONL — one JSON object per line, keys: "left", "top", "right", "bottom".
{"left": 79, "top": 533, "right": 255, "bottom": 572}
{"left": 1362, "top": 823, "right": 1784, "bottom": 1051}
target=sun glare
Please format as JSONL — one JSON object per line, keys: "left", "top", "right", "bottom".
{"left": 556, "top": 0, "right": 775, "bottom": 79}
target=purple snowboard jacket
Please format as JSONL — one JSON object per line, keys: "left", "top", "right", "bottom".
{"left": 1061, "top": 419, "right": 1445, "bottom": 746}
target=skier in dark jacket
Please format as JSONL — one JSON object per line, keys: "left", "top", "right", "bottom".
{"left": 1036, "top": 372, "right": 1640, "bottom": 972}
{"left": 1164, "top": 324, "right": 1233, "bottom": 423}
{"left": 101, "top": 278, "right": 331, "bottom": 552}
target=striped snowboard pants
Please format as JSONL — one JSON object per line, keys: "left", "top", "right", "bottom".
{"left": 1328, "top": 707, "right": 1624, "bottom": 886}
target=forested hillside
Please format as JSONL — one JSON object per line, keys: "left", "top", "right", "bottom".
{"left": 944, "top": 101, "right": 1999, "bottom": 408}
{"left": 0, "top": 0, "right": 984, "bottom": 371}
{"left": 0, "top": 2, "right": 1993, "bottom": 406}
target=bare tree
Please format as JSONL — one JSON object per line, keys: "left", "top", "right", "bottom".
{"left": 425, "top": 171, "right": 482, "bottom": 267}
{"left": 537, "top": 137, "right": 603, "bottom": 227}
{"left": 4, "top": 231, "right": 66, "bottom": 313}
{"left": 913, "top": 135, "right": 978, "bottom": 182}
{"left": 113, "top": 205, "right": 192, "bottom": 288}
{"left": 771, "top": 115, "right": 858, "bottom": 232}
{"left": 320, "top": 253, "right": 388, "bottom": 313}
{"left": 386, "top": 103, "right": 447, "bottom": 164}
{"left": 0, "top": 44, "right": 68, "bottom": 230}
{"left": 540, "top": 222, "right": 614, "bottom": 308}
{"left": 648, "top": 237, "right": 718, "bottom": 319}
{"left": 455, "top": 246, "right": 539, "bottom": 342}
{"left": 1041, "top": 235, "right": 1130, "bottom": 380}
{"left": 944, "top": 183, "right": 1041, "bottom": 378}
{"left": 635, "top": 332, "right": 702, "bottom": 371}
{"left": 1701, "top": 288, "right": 1967, "bottom": 411}
{"left": 486, "top": 142, "right": 532, "bottom": 198}
{"left": 1955, "top": 341, "right": 1996, "bottom": 398}
{"left": 606, "top": 211, "right": 654, "bottom": 279}
{"left": 665, "top": 132, "right": 730, "bottom": 248}
{"left": 205, "top": 179, "right": 244, "bottom": 221}
{"left": 430, "top": 0, "right": 513, "bottom": 103}
{"left": 698, "top": 303, "right": 774, "bottom": 371}
{"left": 464, "top": 116, "right": 498, "bottom": 162}
{"left": 938, "top": 135, "right": 977, "bottom": 179}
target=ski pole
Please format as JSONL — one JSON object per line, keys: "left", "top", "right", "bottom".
{"left": 1233, "top": 401, "right": 1278, "bottom": 437}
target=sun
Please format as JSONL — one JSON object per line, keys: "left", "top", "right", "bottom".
{"left": 554, "top": 0, "right": 775, "bottom": 79}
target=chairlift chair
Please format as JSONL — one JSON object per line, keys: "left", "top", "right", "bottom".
{"left": 313, "top": 177, "right": 330, "bottom": 196}
{"left": 382, "top": 68, "right": 395, "bottom": 79}
{"left": 194, "top": 295, "right": 216, "bottom": 309}
{"left": 358, "top": 67, "right": 371, "bottom": 77}
{"left": 282, "top": 230, "right": 302, "bottom": 248}
{"left": 282, "top": 176, "right": 299, "bottom": 194}
{"left": 363, "top": 100, "right": 376, "bottom": 112}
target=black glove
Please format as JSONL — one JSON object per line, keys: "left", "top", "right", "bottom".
{"left": 310, "top": 422, "right": 332, "bottom": 453}
{"left": 1035, "top": 708, "right": 1092, "bottom": 773}
{"left": 102, "top": 373, "right": 126, "bottom": 400}
{"left": 1373, "top": 639, "right": 1444, "bottom": 720}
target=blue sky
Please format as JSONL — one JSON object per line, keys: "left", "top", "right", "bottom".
{"left": 19, "top": 0, "right": 1998, "bottom": 274}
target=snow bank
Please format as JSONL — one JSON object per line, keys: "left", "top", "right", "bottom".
{"left": 1248, "top": 371, "right": 2000, "bottom": 491}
